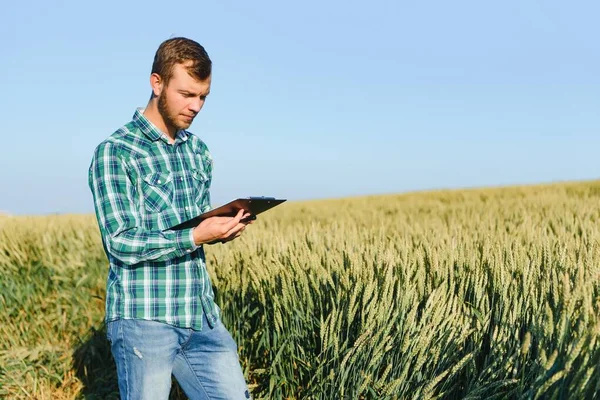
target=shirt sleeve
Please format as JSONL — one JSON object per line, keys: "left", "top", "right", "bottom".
{"left": 88, "top": 140, "right": 198, "bottom": 265}
{"left": 196, "top": 136, "right": 213, "bottom": 213}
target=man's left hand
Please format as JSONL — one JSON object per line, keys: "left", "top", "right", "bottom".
{"left": 207, "top": 217, "right": 255, "bottom": 244}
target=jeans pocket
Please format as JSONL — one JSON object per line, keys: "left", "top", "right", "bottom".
{"left": 106, "top": 320, "right": 117, "bottom": 344}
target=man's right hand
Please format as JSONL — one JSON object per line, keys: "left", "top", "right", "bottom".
{"left": 192, "top": 209, "right": 253, "bottom": 246}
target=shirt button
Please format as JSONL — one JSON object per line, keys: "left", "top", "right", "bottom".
{"left": 157, "top": 180, "right": 161, "bottom": 184}
{"left": 187, "top": 249, "right": 192, "bottom": 253}
{"left": 180, "top": 177, "right": 183, "bottom": 181}
{"left": 185, "top": 206, "right": 189, "bottom": 210}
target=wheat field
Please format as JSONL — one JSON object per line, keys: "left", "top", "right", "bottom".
{"left": 1, "top": 181, "right": 600, "bottom": 399}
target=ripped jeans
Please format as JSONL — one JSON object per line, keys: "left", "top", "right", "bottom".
{"left": 106, "top": 311, "right": 251, "bottom": 400}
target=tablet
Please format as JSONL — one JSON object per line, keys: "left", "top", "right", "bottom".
{"left": 165, "top": 197, "right": 286, "bottom": 231}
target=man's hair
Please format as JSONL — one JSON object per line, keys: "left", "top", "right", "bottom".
{"left": 151, "top": 37, "right": 212, "bottom": 86}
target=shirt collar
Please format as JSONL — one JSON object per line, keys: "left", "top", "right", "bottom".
{"left": 132, "top": 108, "right": 190, "bottom": 143}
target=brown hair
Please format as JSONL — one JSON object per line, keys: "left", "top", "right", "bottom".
{"left": 151, "top": 37, "right": 212, "bottom": 87}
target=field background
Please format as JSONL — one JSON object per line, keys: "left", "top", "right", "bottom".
{"left": 1, "top": 181, "right": 600, "bottom": 399}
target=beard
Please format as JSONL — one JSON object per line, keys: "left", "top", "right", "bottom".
{"left": 157, "top": 90, "right": 189, "bottom": 132}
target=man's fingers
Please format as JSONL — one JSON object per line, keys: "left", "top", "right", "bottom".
{"left": 221, "top": 224, "right": 245, "bottom": 243}
{"left": 220, "top": 210, "right": 244, "bottom": 232}
{"left": 223, "top": 222, "right": 245, "bottom": 239}
{"left": 207, "top": 210, "right": 250, "bottom": 242}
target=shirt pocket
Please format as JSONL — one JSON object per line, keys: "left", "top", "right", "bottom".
{"left": 140, "top": 172, "right": 174, "bottom": 213}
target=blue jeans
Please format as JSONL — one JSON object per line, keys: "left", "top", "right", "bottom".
{"left": 106, "top": 311, "right": 251, "bottom": 399}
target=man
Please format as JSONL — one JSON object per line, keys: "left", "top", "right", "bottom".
{"left": 88, "top": 37, "right": 253, "bottom": 399}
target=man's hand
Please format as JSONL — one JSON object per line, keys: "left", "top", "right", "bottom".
{"left": 192, "top": 209, "right": 254, "bottom": 245}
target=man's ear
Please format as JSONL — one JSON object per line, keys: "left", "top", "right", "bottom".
{"left": 150, "top": 73, "right": 164, "bottom": 97}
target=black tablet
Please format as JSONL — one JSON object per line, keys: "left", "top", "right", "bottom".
{"left": 165, "top": 197, "right": 286, "bottom": 231}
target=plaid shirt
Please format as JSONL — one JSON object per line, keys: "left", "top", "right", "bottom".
{"left": 88, "top": 108, "right": 220, "bottom": 330}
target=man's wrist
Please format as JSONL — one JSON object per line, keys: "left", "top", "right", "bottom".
{"left": 191, "top": 225, "right": 204, "bottom": 246}
{"left": 192, "top": 225, "right": 216, "bottom": 246}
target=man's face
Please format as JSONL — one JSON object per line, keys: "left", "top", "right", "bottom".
{"left": 157, "top": 62, "right": 211, "bottom": 132}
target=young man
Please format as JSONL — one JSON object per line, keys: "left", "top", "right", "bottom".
{"left": 88, "top": 37, "right": 253, "bottom": 399}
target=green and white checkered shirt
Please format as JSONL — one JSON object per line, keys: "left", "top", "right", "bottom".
{"left": 88, "top": 108, "right": 220, "bottom": 330}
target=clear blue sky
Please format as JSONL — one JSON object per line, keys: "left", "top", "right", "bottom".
{"left": 1, "top": 0, "right": 598, "bottom": 215}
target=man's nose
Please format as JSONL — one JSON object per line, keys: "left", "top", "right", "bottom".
{"left": 189, "top": 98, "right": 203, "bottom": 113}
